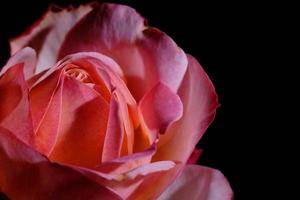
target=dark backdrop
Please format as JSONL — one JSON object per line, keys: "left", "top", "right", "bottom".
{"left": 0, "top": 0, "right": 280, "bottom": 199}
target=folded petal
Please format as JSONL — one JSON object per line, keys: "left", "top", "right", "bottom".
{"left": 0, "top": 127, "right": 120, "bottom": 199}
{"left": 139, "top": 82, "right": 183, "bottom": 143}
{"left": 0, "top": 47, "right": 37, "bottom": 80}
{"left": 153, "top": 55, "right": 219, "bottom": 162}
{"left": 58, "top": 3, "right": 188, "bottom": 100}
{"left": 10, "top": 4, "right": 93, "bottom": 73}
{"left": 158, "top": 165, "right": 233, "bottom": 200}
{"left": 0, "top": 64, "right": 34, "bottom": 146}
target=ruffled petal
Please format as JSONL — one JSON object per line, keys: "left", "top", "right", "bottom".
{"left": 153, "top": 55, "right": 219, "bottom": 162}
{"left": 10, "top": 4, "right": 93, "bottom": 73}
{"left": 58, "top": 3, "right": 188, "bottom": 100}
{"left": 0, "top": 127, "right": 121, "bottom": 199}
{"left": 139, "top": 82, "right": 183, "bottom": 143}
{"left": 0, "top": 47, "right": 37, "bottom": 80}
{"left": 158, "top": 165, "right": 233, "bottom": 200}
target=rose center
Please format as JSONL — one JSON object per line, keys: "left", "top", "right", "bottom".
{"left": 64, "top": 64, "right": 93, "bottom": 83}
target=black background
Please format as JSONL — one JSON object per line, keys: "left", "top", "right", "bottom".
{"left": 0, "top": 0, "right": 288, "bottom": 199}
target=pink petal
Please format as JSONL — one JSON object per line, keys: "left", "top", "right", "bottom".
{"left": 0, "top": 47, "right": 37, "bottom": 80}
{"left": 139, "top": 82, "right": 183, "bottom": 143}
{"left": 58, "top": 3, "right": 188, "bottom": 100}
{"left": 0, "top": 127, "right": 121, "bottom": 199}
{"left": 0, "top": 64, "right": 34, "bottom": 146}
{"left": 158, "top": 165, "right": 233, "bottom": 200}
{"left": 10, "top": 4, "right": 93, "bottom": 73}
{"left": 48, "top": 74, "right": 110, "bottom": 168}
{"left": 153, "top": 55, "right": 219, "bottom": 162}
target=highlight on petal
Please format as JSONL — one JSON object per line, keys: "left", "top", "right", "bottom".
{"left": 153, "top": 55, "right": 219, "bottom": 163}
{"left": 0, "top": 127, "right": 120, "bottom": 200}
{"left": 0, "top": 64, "right": 34, "bottom": 146}
{"left": 139, "top": 82, "right": 183, "bottom": 143}
{"left": 58, "top": 3, "right": 188, "bottom": 100}
{"left": 158, "top": 165, "right": 233, "bottom": 200}
{"left": 10, "top": 4, "right": 93, "bottom": 73}
{"left": 0, "top": 47, "right": 37, "bottom": 80}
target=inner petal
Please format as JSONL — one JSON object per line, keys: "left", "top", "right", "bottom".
{"left": 64, "top": 64, "right": 93, "bottom": 83}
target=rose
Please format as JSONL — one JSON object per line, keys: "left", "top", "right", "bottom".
{"left": 0, "top": 3, "right": 232, "bottom": 200}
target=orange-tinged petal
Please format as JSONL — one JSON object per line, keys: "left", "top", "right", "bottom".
{"left": 48, "top": 75, "right": 109, "bottom": 168}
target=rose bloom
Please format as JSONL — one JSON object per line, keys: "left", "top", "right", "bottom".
{"left": 0, "top": 3, "right": 232, "bottom": 200}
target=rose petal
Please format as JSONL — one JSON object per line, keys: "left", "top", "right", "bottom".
{"left": 102, "top": 93, "right": 123, "bottom": 162}
{"left": 158, "top": 165, "right": 233, "bottom": 200}
{"left": 139, "top": 82, "right": 183, "bottom": 143}
{"left": 0, "top": 64, "right": 34, "bottom": 146}
{"left": 10, "top": 4, "right": 93, "bottom": 73}
{"left": 0, "top": 47, "right": 37, "bottom": 80}
{"left": 48, "top": 75, "right": 109, "bottom": 168}
{"left": 58, "top": 3, "right": 188, "bottom": 100}
{"left": 153, "top": 55, "right": 219, "bottom": 162}
{"left": 0, "top": 127, "right": 121, "bottom": 199}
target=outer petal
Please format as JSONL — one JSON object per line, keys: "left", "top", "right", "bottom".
{"left": 153, "top": 55, "right": 219, "bottom": 162}
{"left": 0, "top": 64, "right": 34, "bottom": 146}
{"left": 10, "top": 4, "right": 93, "bottom": 73}
{"left": 158, "top": 165, "right": 233, "bottom": 200}
{"left": 0, "top": 47, "right": 37, "bottom": 80}
{"left": 58, "top": 3, "right": 188, "bottom": 100}
{"left": 0, "top": 127, "right": 120, "bottom": 199}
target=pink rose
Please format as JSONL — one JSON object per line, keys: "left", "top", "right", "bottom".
{"left": 0, "top": 3, "right": 232, "bottom": 199}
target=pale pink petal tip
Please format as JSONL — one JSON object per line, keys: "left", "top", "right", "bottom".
{"left": 158, "top": 165, "right": 233, "bottom": 200}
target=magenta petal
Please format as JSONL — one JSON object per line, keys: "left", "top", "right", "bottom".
{"left": 58, "top": 3, "right": 188, "bottom": 100}
{"left": 139, "top": 82, "right": 183, "bottom": 141}
{"left": 0, "top": 127, "right": 120, "bottom": 199}
{"left": 154, "top": 55, "right": 219, "bottom": 162}
{"left": 158, "top": 165, "right": 233, "bottom": 200}
{"left": 10, "top": 4, "right": 93, "bottom": 73}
